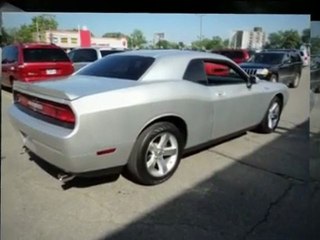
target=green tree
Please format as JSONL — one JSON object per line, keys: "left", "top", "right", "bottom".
{"left": 0, "top": 28, "right": 15, "bottom": 45}
{"left": 301, "top": 28, "right": 310, "bottom": 44}
{"left": 265, "top": 32, "right": 282, "bottom": 49}
{"left": 191, "top": 36, "right": 224, "bottom": 51}
{"left": 103, "top": 32, "right": 127, "bottom": 38}
{"left": 29, "top": 15, "right": 58, "bottom": 41}
{"left": 223, "top": 39, "right": 230, "bottom": 48}
{"left": 129, "top": 29, "right": 146, "bottom": 49}
{"left": 281, "top": 30, "right": 301, "bottom": 49}
{"left": 178, "top": 41, "right": 185, "bottom": 49}
{"left": 311, "top": 37, "right": 320, "bottom": 55}
{"left": 265, "top": 30, "right": 301, "bottom": 49}
{"left": 15, "top": 24, "right": 34, "bottom": 42}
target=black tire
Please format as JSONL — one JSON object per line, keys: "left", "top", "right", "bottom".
{"left": 127, "top": 122, "right": 184, "bottom": 185}
{"left": 255, "top": 96, "right": 282, "bottom": 133}
{"left": 270, "top": 74, "right": 278, "bottom": 83}
{"left": 289, "top": 73, "right": 300, "bottom": 88}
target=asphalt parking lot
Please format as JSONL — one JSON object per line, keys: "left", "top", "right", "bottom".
{"left": 1, "top": 68, "right": 317, "bottom": 240}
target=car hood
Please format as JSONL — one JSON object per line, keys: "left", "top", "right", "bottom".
{"left": 13, "top": 75, "right": 140, "bottom": 101}
{"left": 240, "top": 63, "right": 273, "bottom": 69}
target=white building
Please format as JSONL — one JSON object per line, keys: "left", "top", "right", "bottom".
{"left": 230, "top": 27, "right": 266, "bottom": 50}
{"left": 41, "top": 29, "right": 128, "bottom": 50}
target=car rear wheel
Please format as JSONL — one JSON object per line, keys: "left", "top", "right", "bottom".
{"left": 127, "top": 122, "right": 184, "bottom": 185}
{"left": 255, "top": 96, "right": 282, "bottom": 133}
{"left": 289, "top": 73, "right": 300, "bottom": 88}
{"left": 270, "top": 74, "right": 278, "bottom": 83}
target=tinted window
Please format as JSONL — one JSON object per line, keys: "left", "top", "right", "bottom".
{"left": 23, "top": 48, "right": 70, "bottom": 62}
{"left": 69, "top": 49, "right": 97, "bottom": 62}
{"left": 249, "top": 53, "right": 284, "bottom": 64}
{"left": 77, "top": 55, "right": 155, "bottom": 80}
{"left": 2, "top": 45, "right": 18, "bottom": 63}
{"left": 291, "top": 53, "right": 302, "bottom": 63}
{"left": 214, "top": 50, "right": 244, "bottom": 59}
{"left": 204, "top": 60, "right": 245, "bottom": 85}
{"left": 100, "top": 50, "right": 123, "bottom": 57}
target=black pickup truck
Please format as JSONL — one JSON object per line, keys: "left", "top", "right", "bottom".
{"left": 240, "top": 49, "right": 303, "bottom": 88}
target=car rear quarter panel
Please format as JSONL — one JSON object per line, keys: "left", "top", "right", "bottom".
{"left": 70, "top": 80, "right": 214, "bottom": 168}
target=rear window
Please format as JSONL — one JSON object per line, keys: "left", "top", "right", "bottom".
{"left": 76, "top": 55, "right": 155, "bottom": 80}
{"left": 249, "top": 53, "right": 284, "bottom": 65}
{"left": 68, "top": 49, "right": 97, "bottom": 62}
{"left": 23, "top": 48, "right": 70, "bottom": 63}
{"left": 215, "top": 51, "right": 245, "bottom": 59}
{"left": 100, "top": 50, "right": 124, "bottom": 57}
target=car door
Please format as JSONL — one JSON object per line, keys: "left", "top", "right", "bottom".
{"left": 203, "top": 60, "right": 267, "bottom": 139}
{"left": 278, "top": 53, "right": 293, "bottom": 84}
{"left": 290, "top": 52, "right": 303, "bottom": 78}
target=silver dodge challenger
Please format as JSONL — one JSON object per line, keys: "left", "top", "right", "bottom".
{"left": 9, "top": 50, "right": 289, "bottom": 185}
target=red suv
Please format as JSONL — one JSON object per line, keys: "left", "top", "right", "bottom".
{"left": 212, "top": 49, "right": 251, "bottom": 64}
{"left": 1, "top": 43, "right": 74, "bottom": 88}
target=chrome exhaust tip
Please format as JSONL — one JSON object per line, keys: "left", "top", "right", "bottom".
{"left": 57, "top": 173, "right": 75, "bottom": 183}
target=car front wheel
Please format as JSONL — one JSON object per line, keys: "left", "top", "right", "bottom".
{"left": 289, "top": 73, "right": 300, "bottom": 88}
{"left": 127, "top": 122, "right": 184, "bottom": 185}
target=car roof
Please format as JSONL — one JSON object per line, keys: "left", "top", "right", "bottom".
{"left": 115, "top": 49, "right": 230, "bottom": 61}
{"left": 72, "top": 47, "right": 126, "bottom": 51}
{"left": 13, "top": 43, "right": 62, "bottom": 49}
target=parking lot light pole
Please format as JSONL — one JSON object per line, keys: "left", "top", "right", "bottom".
{"left": 199, "top": 14, "right": 205, "bottom": 41}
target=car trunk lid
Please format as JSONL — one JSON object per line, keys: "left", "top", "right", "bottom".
{"left": 13, "top": 75, "right": 140, "bottom": 101}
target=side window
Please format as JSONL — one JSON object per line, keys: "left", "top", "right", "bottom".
{"left": 183, "top": 59, "right": 208, "bottom": 85}
{"left": 204, "top": 60, "right": 246, "bottom": 85}
{"left": 283, "top": 53, "right": 291, "bottom": 64}
{"left": 71, "top": 49, "right": 98, "bottom": 62}
{"left": 2, "top": 46, "right": 9, "bottom": 63}
{"left": 2, "top": 46, "right": 18, "bottom": 63}
{"left": 291, "top": 53, "right": 302, "bottom": 63}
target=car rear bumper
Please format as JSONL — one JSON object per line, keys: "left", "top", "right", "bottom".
{"left": 9, "top": 104, "right": 130, "bottom": 173}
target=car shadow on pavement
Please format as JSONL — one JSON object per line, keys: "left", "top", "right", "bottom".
{"left": 96, "top": 121, "right": 313, "bottom": 240}
{"left": 27, "top": 152, "right": 120, "bottom": 190}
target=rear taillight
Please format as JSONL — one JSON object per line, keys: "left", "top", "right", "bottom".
{"left": 15, "top": 92, "right": 75, "bottom": 124}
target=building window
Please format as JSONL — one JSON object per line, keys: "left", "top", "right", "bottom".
{"left": 61, "top": 37, "right": 68, "bottom": 43}
{"left": 71, "top": 38, "right": 78, "bottom": 44}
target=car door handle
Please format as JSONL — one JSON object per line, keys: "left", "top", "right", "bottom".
{"left": 216, "top": 92, "right": 226, "bottom": 97}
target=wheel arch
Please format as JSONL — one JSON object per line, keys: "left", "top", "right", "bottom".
{"left": 274, "top": 93, "right": 284, "bottom": 109}
{"left": 138, "top": 115, "right": 188, "bottom": 147}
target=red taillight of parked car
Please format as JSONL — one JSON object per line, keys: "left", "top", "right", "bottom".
{"left": 15, "top": 92, "right": 75, "bottom": 124}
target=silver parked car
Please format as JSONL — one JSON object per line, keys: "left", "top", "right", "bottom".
{"left": 9, "top": 50, "right": 289, "bottom": 185}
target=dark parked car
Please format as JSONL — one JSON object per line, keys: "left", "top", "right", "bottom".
{"left": 240, "top": 49, "right": 303, "bottom": 88}
{"left": 311, "top": 56, "right": 320, "bottom": 93}
{"left": 1, "top": 43, "right": 74, "bottom": 88}
{"left": 211, "top": 49, "right": 252, "bottom": 64}
{"left": 68, "top": 47, "right": 125, "bottom": 71}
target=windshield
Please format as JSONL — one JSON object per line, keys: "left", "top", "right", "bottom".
{"left": 76, "top": 55, "right": 155, "bottom": 80}
{"left": 23, "top": 48, "right": 70, "bottom": 62}
{"left": 249, "top": 53, "right": 284, "bottom": 64}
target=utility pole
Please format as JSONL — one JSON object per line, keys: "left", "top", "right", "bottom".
{"left": 36, "top": 20, "right": 40, "bottom": 42}
{"left": 199, "top": 14, "right": 205, "bottom": 41}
